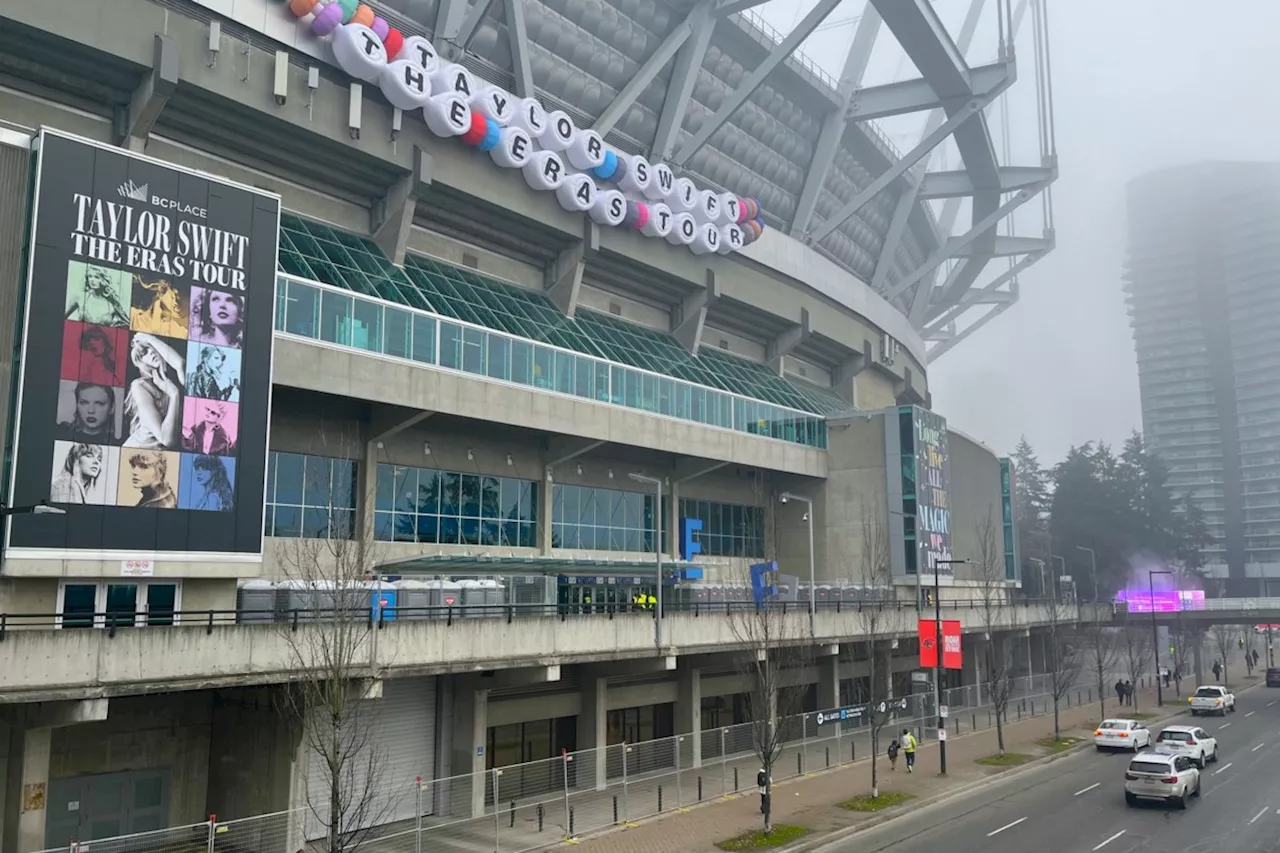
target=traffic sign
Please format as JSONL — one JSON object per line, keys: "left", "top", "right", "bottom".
{"left": 937, "top": 728, "right": 947, "bottom": 741}
{"left": 939, "top": 704, "right": 949, "bottom": 718}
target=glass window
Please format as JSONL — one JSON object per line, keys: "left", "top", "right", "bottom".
{"left": 411, "top": 314, "right": 435, "bottom": 364}
{"left": 385, "top": 308, "right": 411, "bottom": 359}
{"left": 462, "top": 327, "right": 487, "bottom": 375}
{"left": 319, "top": 290, "right": 353, "bottom": 346}
{"left": 265, "top": 452, "right": 359, "bottom": 539}
{"left": 146, "top": 584, "right": 177, "bottom": 626}
{"left": 105, "top": 584, "right": 138, "bottom": 627}
{"left": 511, "top": 340, "right": 533, "bottom": 386}
{"left": 552, "top": 485, "right": 657, "bottom": 553}
{"left": 285, "top": 280, "right": 319, "bottom": 337}
{"left": 373, "top": 463, "right": 539, "bottom": 547}
{"left": 677, "top": 498, "right": 765, "bottom": 558}
{"left": 487, "top": 334, "right": 510, "bottom": 381}
{"left": 61, "top": 584, "right": 96, "bottom": 629}
{"left": 440, "top": 322, "right": 462, "bottom": 370}
{"left": 352, "top": 299, "right": 383, "bottom": 352}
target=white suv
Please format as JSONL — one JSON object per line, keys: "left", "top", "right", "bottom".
{"left": 1153, "top": 725, "right": 1218, "bottom": 768}
{"left": 1125, "top": 750, "right": 1201, "bottom": 809}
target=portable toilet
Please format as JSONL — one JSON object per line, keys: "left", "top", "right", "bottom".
{"left": 370, "top": 580, "right": 398, "bottom": 623}
{"left": 708, "top": 584, "right": 726, "bottom": 608}
{"left": 458, "top": 579, "right": 486, "bottom": 615}
{"left": 237, "top": 580, "right": 276, "bottom": 624}
{"left": 479, "top": 579, "right": 504, "bottom": 616}
{"left": 396, "top": 580, "right": 433, "bottom": 620}
{"left": 814, "top": 584, "right": 834, "bottom": 610}
{"left": 274, "top": 580, "right": 316, "bottom": 621}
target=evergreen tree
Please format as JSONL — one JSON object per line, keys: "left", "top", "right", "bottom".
{"left": 1011, "top": 436, "right": 1051, "bottom": 594}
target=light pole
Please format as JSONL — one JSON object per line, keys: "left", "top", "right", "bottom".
{"left": 1149, "top": 569, "right": 1173, "bottom": 705}
{"left": 779, "top": 492, "right": 815, "bottom": 636}
{"left": 931, "top": 558, "right": 967, "bottom": 775}
{"left": 1051, "top": 555, "right": 1067, "bottom": 601}
{"left": 1075, "top": 545, "right": 1098, "bottom": 604}
{"left": 629, "top": 473, "right": 664, "bottom": 650}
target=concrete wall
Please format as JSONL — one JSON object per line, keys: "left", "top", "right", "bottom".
{"left": 49, "top": 694, "right": 212, "bottom": 827}
{"left": 205, "top": 688, "right": 297, "bottom": 821}
{"left": 948, "top": 430, "right": 1005, "bottom": 585}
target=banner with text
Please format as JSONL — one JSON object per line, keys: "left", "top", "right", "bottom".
{"left": 6, "top": 130, "right": 279, "bottom": 559}
{"left": 918, "top": 619, "right": 963, "bottom": 669}
{"left": 913, "top": 407, "right": 952, "bottom": 577}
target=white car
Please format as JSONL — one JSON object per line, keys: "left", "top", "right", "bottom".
{"left": 1152, "top": 724, "right": 1218, "bottom": 768}
{"left": 1094, "top": 719, "right": 1152, "bottom": 752}
{"left": 1189, "top": 685, "right": 1235, "bottom": 716}
{"left": 1125, "top": 750, "right": 1201, "bottom": 809}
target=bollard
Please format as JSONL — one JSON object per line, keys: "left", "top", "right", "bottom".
{"left": 658, "top": 786, "right": 664, "bottom": 812}
{"left": 734, "top": 767, "right": 739, "bottom": 791}
{"left": 972, "top": 713, "right": 977, "bottom": 731}
{"left": 825, "top": 746, "right": 830, "bottom": 768}
{"left": 851, "top": 739, "right": 856, "bottom": 762}
{"left": 510, "top": 802, "right": 516, "bottom": 828}
{"left": 613, "top": 796, "right": 618, "bottom": 825}
{"left": 537, "top": 805, "right": 544, "bottom": 833}
{"left": 569, "top": 808, "right": 575, "bottom": 837}
{"left": 1017, "top": 705, "right": 1022, "bottom": 721}
{"left": 953, "top": 718, "right": 959, "bottom": 735}
{"left": 698, "top": 776, "right": 703, "bottom": 802}
{"left": 797, "top": 752, "right": 802, "bottom": 775}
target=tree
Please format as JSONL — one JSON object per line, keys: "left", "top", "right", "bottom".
{"left": 727, "top": 581, "right": 812, "bottom": 834}
{"left": 973, "top": 509, "right": 1015, "bottom": 754}
{"left": 275, "top": 439, "right": 393, "bottom": 853}
{"left": 1167, "top": 617, "right": 1195, "bottom": 695}
{"left": 854, "top": 503, "right": 897, "bottom": 797}
{"left": 1212, "top": 625, "right": 1234, "bottom": 688}
{"left": 1083, "top": 625, "right": 1122, "bottom": 720}
{"left": 1011, "top": 437, "right": 1051, "bottom": 596}
{"left": 1044, "top": 590, "right": 1083, "bottom": 740}
{"left": 1121, "top": 627, "right": 1153, "bottom": 712}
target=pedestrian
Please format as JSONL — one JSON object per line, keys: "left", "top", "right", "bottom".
{"left": 901, "top": 728, "right": 917, "bottom": 773}
{"left": 1115, "top": 679, "right": 1125, "bottom": 706}
{"left": 1253, "top": 648, "right": 1260, "bottom": 668}
{"left": 1213, "top": 660, "right": 1222, "bottom": 682}
{"left": 887, "top": 737, "right": 900, "bottom": 771}
{"left": 1124, "top": 680, "right": 1134, "bottom": 705}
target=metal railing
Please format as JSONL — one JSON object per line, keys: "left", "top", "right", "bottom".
{"left": 1112, "top": 597, "right": 1280, "bottom": 614}
{"left": 35, "top": 674, "right": 1116, "bottom": 853}
{"left": 0, "top": 597, "right": 1067, "bottom": 637}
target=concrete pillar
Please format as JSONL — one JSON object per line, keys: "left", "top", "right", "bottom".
{"left": 578, "top": 677, "right": 608, "bottom": 790}
{"left": 450, "top": 679, "right": 490, "bottom": 818}
{"left": 817, "top": 655, "right": 840, "bottom": 711}
{"left": 667, "top": 482, "right": 682, "bottom": 562}
{"left": 1193, "top": 640, "right": 1204, "bottom": 687}
{"left": 3, "top": 727, "right": 51, "bottom": 853}
{"left": 358, "top": 440, "right": 377, "bottom": 543}
{"left": 1026, "top": 633, "right": 1035, "bottom": 677}
{"left": 967, "top": 637, "right": 985, "bottom": 707}
{"left": 675, "top": 668, "right": 702, "bottom": 769}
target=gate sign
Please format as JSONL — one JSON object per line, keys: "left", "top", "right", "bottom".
{"left": 815, "top": 698, "right": 907, "bottom": 725}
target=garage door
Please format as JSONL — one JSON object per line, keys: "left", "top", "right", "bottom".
{"left": 305, "top": 676, "right": 437, "bottom": 840}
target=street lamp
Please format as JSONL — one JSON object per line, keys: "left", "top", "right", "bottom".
{"left": 1051, "top": 555, "right": 1067, "bottom": 602}
{"left": 778, "top": 492, "right": 814, "bottom": 636}
{"left": 1149, "top": 569, "right": 1173, "bottom": 706}
{"left": 1075, "top": 545, "right": 1099, "bottom": 603}
{"left": 931, "top": 557, "right": 967, "bottom": 775}
{"left": 629, "top": 473, "right": 665, "bottom": 650}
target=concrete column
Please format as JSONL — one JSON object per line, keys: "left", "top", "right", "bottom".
{"left": 1193, "top": 640, "right": 1204, "bottom": 686}
{"left": 539, "top": 468, "right": 554, "bottom": 554}
{"left": 667, "top": 482, "right": 681, "bottom": 562}
{"left": 817, "top": 655, "right": 840, "bottom": 711}
{"left": 358, "top": 440, "right": 377, "bottom": 543}
{"left": 967, "top": 637, "right": 985, "bottom": 708}
{"left": 4, "top": 727, "right": 51, "bottom": 853}
{"left": 675, "top": 668, "right": 702, "bottom": 769}
{"left": 1026, "top": 633, "right": 1034, "bottom": 677}
{"left": 578, "top": 677, "right": 608, "bottom": 790}
{"left": 450, "top": 679, "right": 490, "bottom": 818}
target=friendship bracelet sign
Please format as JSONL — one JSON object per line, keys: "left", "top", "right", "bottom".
{"left": 6, "top": 130, "right": 279, "bottom": 560}
{"left": 278, "top": 0, "right": 768, "bottom": 256}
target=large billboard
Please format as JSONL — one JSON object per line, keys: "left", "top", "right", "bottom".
{"left": 6, "top": 130, "right": 279, "bottom": 560}
{"left": 913, "top": 408, "right": 952, "bottom": 577}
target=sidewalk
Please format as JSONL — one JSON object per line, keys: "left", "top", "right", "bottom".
{"left": 562, "top": 676, "right": 1262, "bottom": 853}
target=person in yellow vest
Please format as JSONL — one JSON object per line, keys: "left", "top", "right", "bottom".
{"left": 900, "top": 728, "right": 918, "bottom": 773}
{"left": 645, "top": 593, "right": 657, "bottom": 612}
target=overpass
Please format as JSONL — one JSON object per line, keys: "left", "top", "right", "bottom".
{"left": 0, "top": 600, "right": 1068, "bottom": 704}
{"left": 1097, "top": 597, "right": 1280, "bottom": 627}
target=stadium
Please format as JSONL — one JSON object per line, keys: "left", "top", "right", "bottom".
{"left": 0, "top": 0, "right": 1057, "bottom": 850}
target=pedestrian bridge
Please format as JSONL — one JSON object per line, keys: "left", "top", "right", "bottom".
{"left": 1103, "top": 597, "right": 1280, "bottom": 627}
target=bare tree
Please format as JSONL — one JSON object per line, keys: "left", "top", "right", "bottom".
{"left": 1167, "top": 617, "right": 1194, "bottom": 696}
{"left": 1121, "top": 627, "right": 1153, "bottom": 712}
{"left": 1044, "top": 600, "right": 1084, "bottom": 740}
{"left": 973, "top": 510, "right": 1015, "bottom": 754}
{"left": 727, "top": 578, "right": 813, "bottom": 834}
{"left": 854, "top": 503, "right": 898, "bottom": 797}
{"left": 1084, "top": 625, "right": 1122, "bottom": 720}
{"left": 1212, "top": 625, "right": 1234, "bottom": 688}
{"left": 275, "top": 436, "right": 394, "bottom": 853}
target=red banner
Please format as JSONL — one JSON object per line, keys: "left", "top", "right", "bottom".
{"left": 942, "top": 620, "right": 962, "bottom": 669}
{"left": 919, "top": 620, "right": 963, "bottom": 669}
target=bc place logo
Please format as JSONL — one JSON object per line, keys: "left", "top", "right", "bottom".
{"left": 279, "top": 0, "right": 768, "bottom": 258}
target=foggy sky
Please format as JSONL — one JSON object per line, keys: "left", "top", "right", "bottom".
{"left": 759, "top": 0, "right": 1280, "bottom": 465}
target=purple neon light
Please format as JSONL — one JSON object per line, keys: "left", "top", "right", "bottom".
{"left": 1114, "top": 589, "right": 1205, "bottom": 613}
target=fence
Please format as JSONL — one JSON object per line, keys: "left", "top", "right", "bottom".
{"left": 40, "top": 671, "right": 1134, "bottom": 853}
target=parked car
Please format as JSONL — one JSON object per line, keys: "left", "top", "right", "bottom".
{"left": 1189, "top": 685, "right": 1235, "bottom": 716}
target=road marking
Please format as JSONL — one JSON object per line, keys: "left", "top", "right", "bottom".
{"left": 1215, "top": 762, "right": 1233, "bottom": 774}
{"left": 1074, "top": 782, "right": 1100, "bottom": 796}
{"left": 1246, "top": 711, "right": 1256, "bottom": 717}
{"left": 1267, "top": 701, "right": 1276, "bottom": 707}
{"left": 1250, "top": 807, "right": 1268, "bottom": 825}
{"left": 1221, "top": 723, "right": 1232, "bottom": 729}
{"left": 1253, "top": 743, "right": 1265, "bottom": 752}
{"left": 987, "top": 818, "right": 1027, "bottom": 837}
{"left": 1092, "top": 830, "right": 1126, "bottom": 851}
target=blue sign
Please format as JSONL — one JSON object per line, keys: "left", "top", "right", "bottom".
{"left": 680, "top": 517, "right": 703, "bottom": 560}
{"left": 750, "top": 561, "right": 778, "bottom": 604}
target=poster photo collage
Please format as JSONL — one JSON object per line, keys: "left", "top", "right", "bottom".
{"left": 55, "top": 259, "right": 244, "bottom": 513}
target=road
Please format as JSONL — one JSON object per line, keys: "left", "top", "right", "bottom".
{"left": 820, "top": 686, "right": 1280, "bottom": 853}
